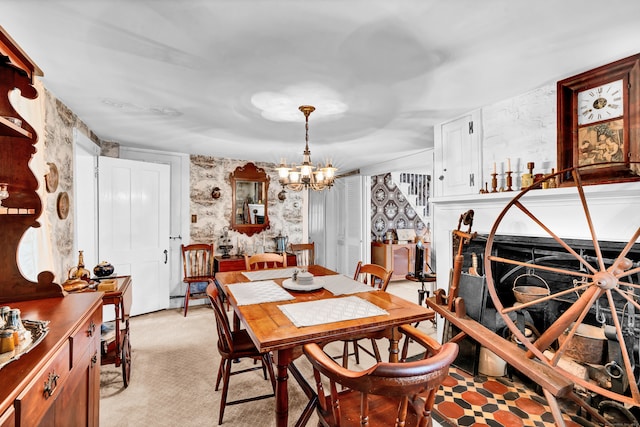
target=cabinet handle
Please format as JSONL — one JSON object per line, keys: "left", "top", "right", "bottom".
{"left": 87, "top": 320, "right": 96, "bottom": 337}
{"left": 43, "top": 372, "right": 59, "bottom": 398}
{"left": 164, "top": 249, "right": 168, "bottom": 264}
{"left": 91, "top": 351, "right": 98, "bottom": 367}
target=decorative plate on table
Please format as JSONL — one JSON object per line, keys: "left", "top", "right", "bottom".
{"left": 282, "top": 277, "right": 324, "bottom": 292}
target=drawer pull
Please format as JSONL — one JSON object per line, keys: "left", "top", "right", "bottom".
{"left": 43, "top": 372, "right": 59, "bottom": 398}
{"left": 87, "top": 320, "right": 96, "bottom": 337}
{"left": 91, "top": 352, "right": 98, "bottom": 366}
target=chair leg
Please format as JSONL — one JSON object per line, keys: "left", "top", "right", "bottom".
{"left": 263, "top": 353, "right": 276, "bottom": 392}
{"left": 183, "top": 284, "right": 190, "bottom": 317}
{"left": 219, "top": 358, "right": 232, "bottom": 425}
{"left": 342, "top": 341, "right": 350, "bottom": 369}
{"left": 353, "top": 341, "right": 360, "bottom": 364}
{"left": 215, "top": 359, "right": 224, "bottom": 391}
{"left": 370, "top": 338, "right": 381, "bottom": 362}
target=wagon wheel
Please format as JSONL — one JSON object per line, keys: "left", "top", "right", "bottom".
{"left": 484, "top": 162, "right": 640, "bottom": 407}
{"left": 121, "top": 331, "right": 132, "bottom": 388}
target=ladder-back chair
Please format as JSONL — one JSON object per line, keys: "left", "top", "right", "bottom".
{"left": 289, "top": 242, "right": 315, "bottom": 269}
{"left": 340, "top": 261, "right": 392, "bottom": 367}
{"left": 181, "top": 243, "right": 215, "bottom": 317}
{"left": 207, "top": 283, "right": 276, "bottom": 424}
{"left": 244, "top": 253, "right": 287, "bottom": 270}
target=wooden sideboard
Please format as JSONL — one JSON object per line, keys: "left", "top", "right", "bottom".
{"left": 214, "top": 253, "right": 297, "bottom": 274}
{"left": 371, "top": 241, "right": 430, "bottom": 281}
{"left": 0, "top": 292, "right": 103, "bottom": 427}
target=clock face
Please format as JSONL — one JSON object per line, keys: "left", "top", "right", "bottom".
{"left": 577, "top": 79, "right": 624, "bottom": 125}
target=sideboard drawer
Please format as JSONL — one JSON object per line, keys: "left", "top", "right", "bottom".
{"left": 15, "top": 342, "right": 70, "bottom": 425}
{"left": 70, "top": 307, "right": 101, "bottom": 366}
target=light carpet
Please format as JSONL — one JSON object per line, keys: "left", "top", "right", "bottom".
{"left": 100, "top": 305, "right": 316, "bottom": 427}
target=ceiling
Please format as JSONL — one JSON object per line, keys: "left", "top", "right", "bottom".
{"left": 3, "top": 1, "right": 640, "bottom": 173}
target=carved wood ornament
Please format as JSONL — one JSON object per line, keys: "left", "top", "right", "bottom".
{"left": 0, "top": 26, "right": 63, "bottom": 302}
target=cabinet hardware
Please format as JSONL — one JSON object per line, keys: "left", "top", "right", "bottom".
{"left": 43, "top": 372, "right": 59, "bottom": 398}
{"left": 87, "top": 320, "right": 96, "bottom": 337}
{"left": 469, "top": 173, "right": 475, "bottom": 187}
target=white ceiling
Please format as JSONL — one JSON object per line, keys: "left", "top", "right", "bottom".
{"left": 3, "top": 1, "right": 640, "bottom": 173}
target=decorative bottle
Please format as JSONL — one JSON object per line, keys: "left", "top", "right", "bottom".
{"left": 68, "top": 250, "right": 92, "bottom": 282}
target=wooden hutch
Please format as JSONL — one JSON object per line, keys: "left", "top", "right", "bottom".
{"left": 0, "top": 27, "right": 102, "bottom": 427}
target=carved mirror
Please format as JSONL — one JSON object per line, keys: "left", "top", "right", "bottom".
{"left": 229, "top": 162, "right": 269, "bottom": 236}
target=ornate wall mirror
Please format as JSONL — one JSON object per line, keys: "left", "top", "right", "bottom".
{"left": 229, "top": 162, "right": 269, "bottom": 236}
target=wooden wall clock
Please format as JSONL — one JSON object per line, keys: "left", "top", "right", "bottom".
{"left": 557, "top": 53, "right": 640, "bottom": 185}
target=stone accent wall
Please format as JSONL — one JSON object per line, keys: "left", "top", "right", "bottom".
{"left": 189, "top": 155, "right": 304, "bottom": 255}
{"left": 41, "top": 88, "right": 98, "bottom": 281}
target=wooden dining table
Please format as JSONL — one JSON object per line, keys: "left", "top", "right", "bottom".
{"left": 214, "top": 264, "right": 435, "bottom": 427}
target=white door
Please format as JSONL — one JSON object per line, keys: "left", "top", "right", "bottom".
{"left": 434, "top": 112, "right": 482, "bottom": 197}
{"left": 98, "top": 157, "right": 171, "bottom": 316}
{"left": 331, "top": 175, "right": 367, "bottom": 276}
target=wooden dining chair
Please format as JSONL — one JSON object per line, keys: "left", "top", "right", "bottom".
{"left": 181, "top": 243, "right": 215, "bottom": 317}
{"left": 244, "top": 253, "right": 287, "bottom": 270}
{"left": 206, "top": 283, "right": 276, "bottom": 425}
{"left": 304, "top": 324, "right": 458, "bottom": 427}
{"left": 289, "top": 242, "right": 315, "bottom": 268}
{"left": 340, "top": 261, "right": 393, "bottom": 368}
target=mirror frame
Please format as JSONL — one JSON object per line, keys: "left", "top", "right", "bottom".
{"left": 229, "top": 162, "right": 270, "bottom": 236}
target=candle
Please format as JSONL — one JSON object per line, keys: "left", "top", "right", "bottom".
{"left": 507, "top": 158, "right": 511, "bottom": 171}
{"left": 492, "top": 162, "right": 496, "bottom": 174}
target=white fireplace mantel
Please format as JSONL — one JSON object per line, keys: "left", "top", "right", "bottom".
{"left": 431, "top": 181, "right": 640, "bottom": 293}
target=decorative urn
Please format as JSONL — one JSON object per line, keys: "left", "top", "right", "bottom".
{"left": 94, "top": 261, "right": 115, "bottom": 278}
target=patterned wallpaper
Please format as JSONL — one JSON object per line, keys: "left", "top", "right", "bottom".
{"left": 370, "top": 173, "right": 428, "bottom": 241}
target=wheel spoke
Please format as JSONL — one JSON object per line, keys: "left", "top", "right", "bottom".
{"left": 609, "top": 227, "right": 640, "bottom": 274}
{"left": 612, "top": 287, "right": 640, "bottom": 313}
{"left": 605, "top": 291, "right": 640, "bottom": 402}
{"left": 617, "top": 280, "right": 640, "bottom": 290}
{"left": 513, "top": 200, "right": 598, "bottom": 274}
{"left": 488, "top": 255, "right": 590, "bottom": 280}
{"left": 572, "top": 169, "right": 606, "bottom": 271}
{"left": 616, "top": 265, "right": 640, "bottom": 281}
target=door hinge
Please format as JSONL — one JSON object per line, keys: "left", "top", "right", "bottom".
{"left": 468, "top": 121, "right": 474, "bottom": 134}
{"left": 94, "top": 166, "right": 99, "bottom": 178}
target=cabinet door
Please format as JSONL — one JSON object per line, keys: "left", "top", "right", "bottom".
{"left": 435, "top": 111, "right": 482, "bottom": 197}
{"left": 54, "top": 344, "right": 99, "bottom": 427}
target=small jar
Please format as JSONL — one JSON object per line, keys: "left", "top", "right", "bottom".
{"left": 5, "top": 309, "right": 25, "bottom": 338}
{"left": 0, "top": 306, "right": 9, "bottom": 327}
{"left": 0, "top": 330, "right": 14, "bottom": 353}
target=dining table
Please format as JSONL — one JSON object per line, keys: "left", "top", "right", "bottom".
{"left": 214, "top": 264, "right": 435, "bottom": 427}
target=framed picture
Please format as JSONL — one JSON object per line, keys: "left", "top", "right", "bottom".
{"left": 557, "top": 53, "right": 640, "bottom": 185}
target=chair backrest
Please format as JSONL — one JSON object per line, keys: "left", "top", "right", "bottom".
{"left": 353, "top": 261, "right": 392, "bottom": 291}
{"left": 206, "top": 282, "right": 234, "bottom": 356}
{"left": 304, "top": 325, "right": 458, "bottom": 427}
{"left": 289, "top": 242, "right": 315, "bottom": 267}
{"left": 244, "top": 253, "right": 287, "bottom": 270}
{"left": 181, "top": 243, "right": 214, "bottom": 280}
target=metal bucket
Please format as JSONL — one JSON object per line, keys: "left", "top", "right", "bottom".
{"left": 512, "top": 270, "right": 550, "bottom": 305}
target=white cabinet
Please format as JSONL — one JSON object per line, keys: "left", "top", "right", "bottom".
{"left": 434, "top": 110, "right": 483, "bottom": 197}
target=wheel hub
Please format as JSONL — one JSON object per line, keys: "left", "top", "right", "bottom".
{"left": 592, "top": 271, "right": 617, "bottom": 290}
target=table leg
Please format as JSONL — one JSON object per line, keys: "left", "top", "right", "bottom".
{"left": 273, "top": 349, "right": 293, "bottom": 427}
{"left": 388, "top": 327, "right": 401, "bottom": 363}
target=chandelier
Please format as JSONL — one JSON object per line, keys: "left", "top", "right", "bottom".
{"left": 276, "top": 105, "right": 337, "bottom": 191}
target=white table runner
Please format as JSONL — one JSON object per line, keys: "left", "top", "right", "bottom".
{"left": 278, "top": 296, "right": 388, "bottom": 327}
{"left": 241, "top": 267, "right": 298, "bottom": 281}
{"left": 321, "top": 274, "right": 375, "bottom": 296}
{"left": 227, "top": 280, "right": 295, "bottom": 306}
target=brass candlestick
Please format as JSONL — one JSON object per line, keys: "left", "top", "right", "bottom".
{"left": 491, "top": 173, "right": 498, "bottom": 193}
{"left": 506, "top": 171, "right": 513, "bottom": 191}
